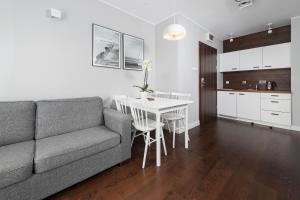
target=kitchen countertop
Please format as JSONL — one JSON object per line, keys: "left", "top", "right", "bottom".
{"left": 217, "top": 89, "right": 291, "bottom": 94}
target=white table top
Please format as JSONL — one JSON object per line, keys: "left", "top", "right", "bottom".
{"left": 129, "top": 97, "right": 193, "bottom": 111}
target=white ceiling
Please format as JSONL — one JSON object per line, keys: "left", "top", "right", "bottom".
{"left": 98, "top": 0, "right": 300, "bottom": 40}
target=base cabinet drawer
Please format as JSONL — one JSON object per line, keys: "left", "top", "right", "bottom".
{"left": 261, "top": 93, "right": 291, "bottom": 100}
{"left": 261, "top": 111, "right": 291, "bottom": 126}
{"left": 261, "top": 99, "right": 291, "bottom": 113}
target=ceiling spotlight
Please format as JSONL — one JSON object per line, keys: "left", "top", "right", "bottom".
{"left": 229, "top": 33, "right": 234, "bottom": 43}
{"left": 267, "top": 23, "right": 273, "bottom": 34}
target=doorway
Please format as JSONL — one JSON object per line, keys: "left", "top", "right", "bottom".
{"left": 199, "top": 42, "right": 217, "bottom": 125}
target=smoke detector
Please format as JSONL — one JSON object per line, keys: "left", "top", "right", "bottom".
{"left": 235, "top": 0, "right": 253, "bottom": 9}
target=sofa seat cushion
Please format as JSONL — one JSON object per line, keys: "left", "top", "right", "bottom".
{"left": 0, "top": 141, "right": 34, "bottom": 189}
{"left": 35, "top": 126, "right": 120, "bottom": 173}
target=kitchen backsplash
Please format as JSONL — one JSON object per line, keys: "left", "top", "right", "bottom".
{"left": 223, "top": 68, "right": 291, "bottom": 91}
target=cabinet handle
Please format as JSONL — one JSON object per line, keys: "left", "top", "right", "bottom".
{"left": 271, "top": 113, "right": 280, "bottom": 116}
{"left": 232, "top": 68, "right": 237, "bottom": 70}
{"left": 253, "top": 66, "right": 259, "bottom": 69}
{"left": 239, "top": 93, "right": 245, "bottom": 95}
{"left": 271, "top": 95, "right": 279, "bottom": 97}
{"left": 229, "top": 93, "right": 235, "bottom": 95}
{"left": 264, "top": 65, "right": 272, "bottom": 68}
{"left": 271, "top": 100, "right": 279, "bottom": 103}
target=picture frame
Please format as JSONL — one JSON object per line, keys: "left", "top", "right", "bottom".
{"left": 123, "top": 34, "right": 144, "bottom": 71}
{"left": 92, "top": 24, "right": 121, "bottom": 69}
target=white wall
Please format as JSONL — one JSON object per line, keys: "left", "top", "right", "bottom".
{"left": 0, "top": 0, "right": 155, "bottom": 106}
{"left": 0, "top": 0, "right": 14, "bottom": 98}
{"left": 291, "top": 16, "right": 300, "bottom": 128}
{"left": 155, "top": 18, "right": 179, "bottom": 93}
{"left": 155, "top": 14, "right": 223, "bottom": 127}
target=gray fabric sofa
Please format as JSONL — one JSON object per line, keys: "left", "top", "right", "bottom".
{"left": 0, "top": 97, "right": 131, "bottom": 200}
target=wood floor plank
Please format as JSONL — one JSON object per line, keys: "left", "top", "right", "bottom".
{"left": 48, "top": 119, "right": 300, "bottom": 200}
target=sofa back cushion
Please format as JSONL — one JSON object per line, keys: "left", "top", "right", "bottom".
{"left": 0, "top": 101, "right": 36, "bottom": 146}
{"left": 35, "top": 97, "right": 103, "bottom": 139}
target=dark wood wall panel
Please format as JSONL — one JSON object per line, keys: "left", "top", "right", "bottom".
{"left": 223, "top": 69, "right": 291, "bottom": 91}
{"left": 223, "top": 25, "right": 291, "bottom": 53}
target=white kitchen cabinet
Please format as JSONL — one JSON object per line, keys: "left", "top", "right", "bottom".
{"left": 261, "top": 99, "right": 291, "bottom": 113}
{"left": 220, "top": 51, "right": 239, "bottom": 72}
{"left": 261, "top": 111, "right": 291, "bottom": 126}
{"left": 239, "top": 47, "right": 263, "bottom": 71}
{"left": 261, "top": 93, "right": 291, "bottom": 100}
{"left": 237, "top": 92, "right": 261, "bottom": 121}
{"left": 218, "top": 90, "right": 292, "bottom": 129}
{"left": 263, "top": 43, "right": 291, "bottom": 69}
{"left": 261, "top": 92, "right": 291, "bottom": 126}
{"left": 217, "top": 91, "right": 237, "bottom": 117}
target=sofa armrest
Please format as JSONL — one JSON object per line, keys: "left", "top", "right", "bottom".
{"left": 103, "top": 108, "right": 132, "bottom": 160}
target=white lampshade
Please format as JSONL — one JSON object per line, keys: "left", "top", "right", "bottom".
{"left": 163, "top": 24, "right": 186, "bottom": 41}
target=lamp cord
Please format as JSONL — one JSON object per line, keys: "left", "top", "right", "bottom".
{"left": 173, "top": 0, "right": 176, "bottom": 24}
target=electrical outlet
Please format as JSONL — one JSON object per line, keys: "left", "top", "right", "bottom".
{"left": 226, "top": 81, "right": 230, "bottom": 85}
{"left": 242, "top": 80, "right": 247, "bottom": 85}
{"left": 259, "top": 80, "right": 267, "bottom": 84}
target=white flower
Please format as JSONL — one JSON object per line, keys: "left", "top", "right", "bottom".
{"left": 142, "top": 59, "right": 152, "bottom": 71}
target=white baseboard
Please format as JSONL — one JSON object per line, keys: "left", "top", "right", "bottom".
{"left": 218, "top": 115, "right": 300, "bottom": 133}
{"left": 189, "top": 120, "right": 200, "bottom": 130}
{"left": 291, "top": 126, "right": 300, "bottom": 132}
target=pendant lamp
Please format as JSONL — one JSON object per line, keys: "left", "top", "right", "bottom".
{"left": 163, "top": 1, "right": 186, "bottom": 41}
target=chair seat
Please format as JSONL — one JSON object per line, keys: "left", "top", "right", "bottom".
{"left": 133, "top": 119, "right": 164, "bottom": 132}
{"left": 35, "top": 126, "right": 120, "bottom": 173}
{"left": 162, "top": 113, "right": 184, "bottom": 121}
{"left": 0, "top": 141, "right": 34, "bottom": 189}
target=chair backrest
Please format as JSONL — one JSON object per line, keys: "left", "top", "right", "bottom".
{"left": 170, "top": 93, "right": 191, "bottom": 115}
{"left": 170, "top": 92, "right": 191, "bottom": 101}
{"left": 128, "top": 100, "right": 149, "bottom": 131}
{"left": 114, "top": 95, "right": 128, "bottom": 115}
{"left": 153, "top": 91, "right": 171, "bottom": 99}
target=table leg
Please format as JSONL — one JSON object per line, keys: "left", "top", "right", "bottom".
{"left": 156, "top": 112, "right": 161, "bottom": 166}
{"left": 185, "top": 106, "right": 189, "bottom": 149}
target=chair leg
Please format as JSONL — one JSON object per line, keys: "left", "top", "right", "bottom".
{"left": 131, "top": 129, "right": 137, "bottom": 147}
{"left": 181, "top": 119, "right": 190, "bottom": 141}
{"left": 161, "top": 128, "right": 167, "bottom": 156}
{"left": 142, "top": 132, "right": 150, "bottom": 168}
{"left": 173, "top": 120, "right": 176, "bottom": 149}
{"left": 166, "top": 119, "right": 171, "bottom": 134}
{"left": 183, "top": 119, "right": 190, "bottom": 141}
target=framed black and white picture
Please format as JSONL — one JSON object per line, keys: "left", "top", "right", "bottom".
{"left": 92, "top": 24, "right": 121, "bottom": 69}
{"left": 123, "top": 34, "right": 144, "bottom": 71}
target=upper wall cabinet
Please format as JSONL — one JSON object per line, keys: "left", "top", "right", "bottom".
{"left": 263, "top": 43, "right": 291, "bottom": 69}
{"left": 220, "top": 51, "right": 239, "bottom": 72}
{"left": 219, "top": 42, "right": 291, "bottom": 73}
{"left": 239, "top": 47, "right": 263, "bottom": 71}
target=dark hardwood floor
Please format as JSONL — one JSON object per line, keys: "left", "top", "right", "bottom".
{"left": 48, "top": 119, "right": 300, "bottom": 200}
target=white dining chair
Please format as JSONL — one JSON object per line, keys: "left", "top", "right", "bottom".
{"left": 161, "top": 92, "right": 191, "bottom": 149}
{"left": 128, "top": 100, "right": 167, "bottom": 168}
{"left": 153, "top": 91, "right": 171, "bottom": 99}
{"left": 114, "top": 95, "right": 138, "bottom": 147}
{"left": 114, "top": 95, "right": 129, "bottom": 114}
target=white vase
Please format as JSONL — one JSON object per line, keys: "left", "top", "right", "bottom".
{"left": 140, "top": 92, "right": 148, "bottom": 99}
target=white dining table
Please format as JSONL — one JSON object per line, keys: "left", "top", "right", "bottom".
{"left": 132, "top": 97, "right": 193, "bottom": 167}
